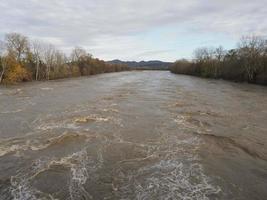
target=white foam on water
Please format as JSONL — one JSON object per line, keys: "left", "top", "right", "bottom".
{"left": 68, "top": 150, "right": 92, "bottom": 200}
{"left": 10, "top": 158, "right": 56, "bottom": 200}
{"left": 102, "top": 108, "right": 119, "bottom": 113}
{"left": 34, "top": 148, "right": 104, "bottom": 199}
{"left": 174, "top": 115, "right": 188, "bottom": 125}
{"left": 174, "top": 115, "right": 210, "bottom": 134}
{"left": 113, "top": 133, "right": 221, "bottom": 200}
{"left": 64, "top": 149, "right": 104, "bottom": 200}
{"left": 0, "top": 132, "right": 88, "bottom": 157}
{"left": 36, "top": 122, "right": 79, "bottom": 131}
{"left": 9, "top": 147, "right": 104, "bottom": 200}
{"left": 41, "top": 88, "right": 53, "bottom": 91}
{"left": 0, "top": 145, "right": 16, "bottom": 157}
{"left": 0, "top": 109, "right": 23, "bottom": 114}
{"left": 74, "top": 115, "right": 110, "bottom": 123}
{"left": 116, "top": 157, "right": 221, "bottom": 200}
{"left": 10, "top": 176, "right": 38, "bottom": 200}
{"left": 0, "top": 142, "right": 29, "bottom": 157}
{"left": 73, "top": 114, "right": 123, "bottom": 127}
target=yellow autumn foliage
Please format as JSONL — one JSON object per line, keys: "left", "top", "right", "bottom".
{"left": 3, "top": 56, "right": 31, "bottom": 84}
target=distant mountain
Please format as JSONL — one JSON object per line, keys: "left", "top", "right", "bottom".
{"left": 107, "top": 59, "right": 173, "bottom": 70}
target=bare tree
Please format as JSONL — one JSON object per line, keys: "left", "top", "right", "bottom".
{"left": 70, "top": 47, "right": 88, "bottom": 62}
{"left": 31, "top": 40, "right": 43, "bottom": 81}
{"left": 43, "top": 44, "right": 56, "bottom": 80}
{"left": 5, "top": 33, "right": 29, "bottom": 62}
{"left": 53, "top": 50, "right": 67, "bottom": 77}
{"left": 213, "top": 46, "right": 226, "bottom": 78}
{"left": 70, "top": 47, "right": 92, "bottom": 75}
{"left": 0, "top": 40, "right": 7, "bottom": 83}
{"left": 194, "top": 47, "right": 214, "bottom": 62}
{"left": 214, "top": 46, "right": 226, "bottom": 62}
{"left": 238, "top": 35, "right": 267, "bottom": 81}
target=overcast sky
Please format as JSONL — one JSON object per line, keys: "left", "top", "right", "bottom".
{"left": 0, "top": 0, "right": 266, "bottom": 61}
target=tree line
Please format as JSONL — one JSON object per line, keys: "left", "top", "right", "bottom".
{"left": 170, "top": 36, "right": 267, "bottom": 85}
{"left": 0, "top": 33, "right": 128, "bottom": 84}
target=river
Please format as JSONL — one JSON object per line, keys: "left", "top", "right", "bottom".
{"left": 0, "top": 71, "right": 266, "bottom": 200}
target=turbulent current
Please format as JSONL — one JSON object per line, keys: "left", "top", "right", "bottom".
{"left": 0, "top": 71, "right": 266, "bottom": 200}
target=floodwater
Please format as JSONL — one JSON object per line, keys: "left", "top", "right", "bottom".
{"left": 0, "top": 71, "right": 266, "bottom": 200}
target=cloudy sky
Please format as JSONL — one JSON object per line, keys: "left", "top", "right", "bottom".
{"left": 0, "top": 0, "right": 266, "bottom": 61}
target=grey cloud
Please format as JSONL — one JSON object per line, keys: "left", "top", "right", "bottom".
{"left": 132, "top": 50, "right": 175, "bottom": 60}
{"left": 0, "top": 0, "right": 266, "bottom": 60}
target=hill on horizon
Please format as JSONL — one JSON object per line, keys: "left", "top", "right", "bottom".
{"left": 107, "top": 59, "right": 173, "bottom": 70}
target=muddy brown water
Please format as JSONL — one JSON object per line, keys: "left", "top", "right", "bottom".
{"left": 0, "top": 71, "right": 266, "bottom": 200}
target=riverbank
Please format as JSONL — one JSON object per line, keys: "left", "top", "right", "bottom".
{"left": 170, "top": 61, "right": 267, "bottom": 86}
{"left": 0, "top": 67, "right": 130, "bottom": 86}
{"left": 0, "top": 33, "right": 129, "bottom": 84}
{"left": 170, "top": 36, "right": 267, "bottom": 86}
